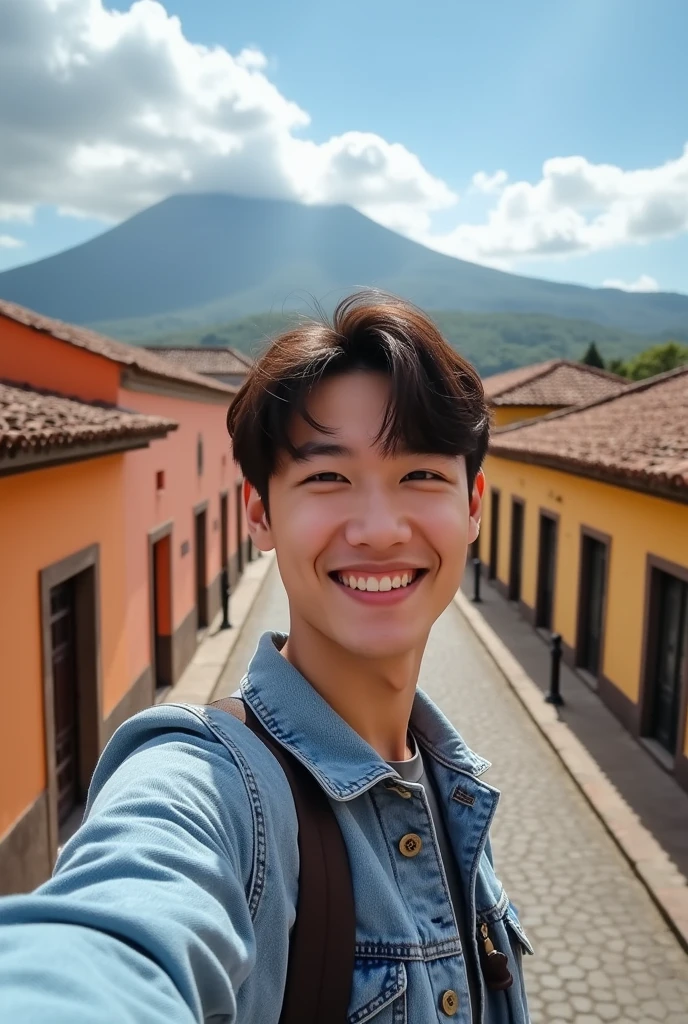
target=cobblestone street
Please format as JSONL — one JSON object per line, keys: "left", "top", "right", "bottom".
{"left": 214, "top": 563, "right": 688, "bottom": 1023}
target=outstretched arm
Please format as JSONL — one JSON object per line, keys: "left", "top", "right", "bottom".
{"left": 0, "top": 720, "right": 257, "bottom": 1023}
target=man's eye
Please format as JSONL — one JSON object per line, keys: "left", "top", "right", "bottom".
{"left": 403, "top": 470, "right": 442, "bottom": 481}
{"left": 306, "top": 472, "right": 346, "bottom": 483}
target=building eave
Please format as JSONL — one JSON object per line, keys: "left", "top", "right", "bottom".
{"left": 0, "top": 433, "right": 167, "bottom": 478}
{"left": 488, "top": 446, "right": 688, "bottom": 507}
{"left": 120, "top": 366, "right": 236, "bottom": 404}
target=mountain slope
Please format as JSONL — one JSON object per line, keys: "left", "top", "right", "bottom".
{"left": 1, "top": 193, "right": 687, "bottom": 337}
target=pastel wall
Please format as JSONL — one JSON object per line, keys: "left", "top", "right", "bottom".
{"left": 0, "top": 456, "right": 128, "bottom": 839}
{"left": 491, "top": 405, "right": 561, "bottom": 429}
{"left": 482, "top": 454, "right": 688, "bottom": 720}
{"left": 117, "top": 386, "right": 238, "bottom": 695}
{"left": 0, "top": 316, "right": 119, "bottom": 404}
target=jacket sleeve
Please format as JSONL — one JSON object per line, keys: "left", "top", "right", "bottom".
{"left": 0, "top": 710, "right": 257, "bottom": 1023}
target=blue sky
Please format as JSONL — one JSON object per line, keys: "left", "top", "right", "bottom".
{"left": 1, "top": 0, "right": 687, "bottom": 294}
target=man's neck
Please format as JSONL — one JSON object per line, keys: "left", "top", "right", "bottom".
{"left": 280, "top": 618, "right": 426, "bottom": 762}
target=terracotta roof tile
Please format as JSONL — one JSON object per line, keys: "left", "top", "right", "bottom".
{"left": 483, "top": 359, "right": 628, "bottom": 406}
{"left": 148, "top": 347, "right": 252, "bottom": 376}
{"left": 0, "top": 300, "right": 237, "bottom": 396}
{"left": 0, "top": 380, "right": 176, "bottom": 465}
{"left": 490, "top": 366, "right": 688, "bottom": 499}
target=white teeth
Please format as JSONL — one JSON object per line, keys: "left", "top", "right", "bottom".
{"left": 337, "top": 572, "right": 417, "bottom": 591}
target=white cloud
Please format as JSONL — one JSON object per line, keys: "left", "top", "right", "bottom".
{"left": 0, "top": 236, "right": 25, "bottom": 249}
{"left": 602, "top": 274, "right": 659, "bottom": 293}
{"left": 0, "top": 0, "right": 454, "bottom": 231}
{"left": 471, "top": 170, "right": 508, "bottom": 194}
{"left": 0, "top": 204, "right": 34, "bottom": 223}
{"left": 425, "top": 148, "right": 688, "bottom": 266}
{"left": 2, "top": 1, "right": 686, "bottom": 278}
{"left": 235, "top": 47, "right": 268, "bottom": 71}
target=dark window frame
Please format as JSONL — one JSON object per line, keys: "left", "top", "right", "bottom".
{"left": 638, "top": 554, "right": 688, "bottom": 769}
{"left": 508, "top": 497, "right": 525, "bottom": 602}
{"left": 193, "top": 501, "right": 209, "bottom": 631}
{"left": 575, "top": 525, "right": 612, "bottom": 686}
{"left": 220, "top": 490, "right": 229, "bottom": 570}
{"left": 535, "top": 508, "right": 559, "bottom": 631}
{"left": 488, "top": 488, "right": 501, "bottom": 581}
{"left": 236, "top": 480, "right": 244, "bottom": 576}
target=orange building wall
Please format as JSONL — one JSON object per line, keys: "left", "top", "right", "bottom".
{"left": 491, "top": 405, "right": 561, "bottom": 429}
{"left": 0, "top": 457, "right": 128, "bottom": 839}
{"left": 117, "top": 386, "right": 239, "bottom": 693}
{"left": 0, "top": 316, "right": 120, "bottom": 405}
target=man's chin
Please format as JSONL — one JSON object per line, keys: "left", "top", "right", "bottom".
{"left": 325, "top": 626, "right": 423, "bottom": 662}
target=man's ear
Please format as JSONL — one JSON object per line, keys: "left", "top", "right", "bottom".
{"left": 243, "top": 479, "right": 275, "bottom": 552}
{"left": 467, "top": 469, "right": 485, "bottom": 544}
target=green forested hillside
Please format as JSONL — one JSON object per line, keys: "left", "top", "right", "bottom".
{"left": 144, "top": 310, "right": 657, "bottom": 376}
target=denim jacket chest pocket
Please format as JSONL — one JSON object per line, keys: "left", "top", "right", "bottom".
{"left": 348, "top": 959, "right": 408, "bottom": 1024}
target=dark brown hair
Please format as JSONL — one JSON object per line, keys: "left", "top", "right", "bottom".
{"left": 227, "top": 291, "right": 489, "bottom": 512}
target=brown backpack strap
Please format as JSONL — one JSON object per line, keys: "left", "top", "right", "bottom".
{"left": 209, "top": 696, "right": 355, "bottom": 1024}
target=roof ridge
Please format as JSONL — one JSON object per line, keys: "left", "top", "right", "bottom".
{"left": 556, "top": 358, "right": 628, "bottom": 383}
{"left": 494, "top": 362, "right": 688, "bottom": 435}
{"left": 146, "top": 345, "right": 228, "bottom": 352}
{"left": 228, "top": 347, "right": 254, "bottom": 366}
{"left": 485, "top": 359, "right": 560, "bottom": 399}
{"left": 0, "top": 300, "right": 237, "bottom": 396}
{"left": 485, "top": 358, "right": 628, "bottom": 403}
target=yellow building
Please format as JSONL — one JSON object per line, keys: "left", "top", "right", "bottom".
{"left": 479, "top": 366, "right": 688, "bottom": 792}
{"left": 483, "top": 359, "right": 627, "bottom": 428}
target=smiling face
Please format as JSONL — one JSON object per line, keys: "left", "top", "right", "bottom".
{"left": 246, "top": 369, "right": 483, "bottom": 661}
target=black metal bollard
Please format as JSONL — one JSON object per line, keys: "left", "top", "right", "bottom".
{"left": 545, "top": 633, "right": 564, "bottom": 705}
{"left": 220, "top": 566, "right": 232, "bottom": 630}
{"left": 472, "top": 557, "right": 482, "bottom": 603}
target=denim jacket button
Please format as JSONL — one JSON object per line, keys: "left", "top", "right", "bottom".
{"left": 398, "top": 833, "right": 422, "bottom": 857}
{"left": 440, "top": 989, "right": 459, "bottom": 1015}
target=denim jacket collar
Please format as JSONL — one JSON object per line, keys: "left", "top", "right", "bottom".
{"left": 241, "top": 631, "right": 491, "bottom": 803}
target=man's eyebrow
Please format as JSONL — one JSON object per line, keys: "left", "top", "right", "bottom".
{"left": 291, "top": 440, "right": 354, "bottom": 462}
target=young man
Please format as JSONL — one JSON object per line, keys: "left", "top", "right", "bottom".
{"left": 0, "top": 293, "right": 532, "bottom": 1022}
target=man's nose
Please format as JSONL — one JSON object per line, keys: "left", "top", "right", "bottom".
{"left": 344, "top": 491, "right": 412, "bottom": 548}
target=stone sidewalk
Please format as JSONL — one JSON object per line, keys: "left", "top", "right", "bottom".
{"left": 163, "top": 551, "right": 274, "bottom": 706}
{"left": 458, "top": 572, "right": 688, "bottom": 952}
{"left": 459, "top": 572, "right": 688, "bottom": 881}
{"left": 214, "top": 563, "right": 688, "bottom": 1024}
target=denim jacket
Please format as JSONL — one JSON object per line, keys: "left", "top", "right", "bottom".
{"left": 0, "top": 632, "right": 532, "bottom": 1023}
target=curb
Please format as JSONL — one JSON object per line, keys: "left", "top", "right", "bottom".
{"left": 164, "top": 552, "right": 275, "bottom": 706}
{"left": 454, "top": 588, "right": 688, "bottom": 954}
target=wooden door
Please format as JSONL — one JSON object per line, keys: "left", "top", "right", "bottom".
{"left": 152, "top": 535, "right": 172, "bottom": 691}
{"left": 50, "top": 581, "right": 79, "bottom": 826}
{"left": 650, "top": 573, "right": 687, "bottom": 754}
